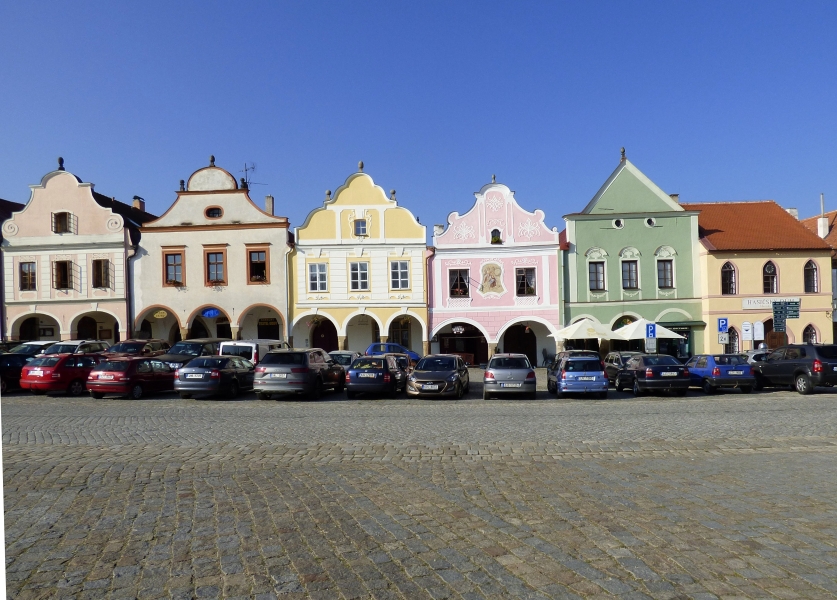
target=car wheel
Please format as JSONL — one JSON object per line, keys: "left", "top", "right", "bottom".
{"left": 0, "top": 378, "right": 6, "bottom": 394}
{"left": 346, "top": 390, "right": 356, "bottom": 400}
{"left": 68, "top": 379, "right": 85, "bottom": 397}
{"left": 483, "top": 388, "right": 490, "bottom": 400}
{"left": 256, "top": 392, "right": 271, "bottom": 400}
{"left": 753, "top": 374, "right": 765, "bottom": 391}
{"left": 179, "top": 393, "right": 192, "bottom": 399}
{"left": 309, "top": 379, "right": 323, "bottom": 401}
{"left": 455, "top": 382, "right": 463, "bottom": 399}
{"left": 615, "top": 376, "right": 623, "bottom": 392}
{"left": 227, "top": 380, "right": 239, "bottom": 400}
{"left": 702, "top": 379, "right": 716, "bottom": 395}
{"left": 795, "top": 374, "right": 813, "bottom": 395}
{"left": 740, "top": 386, "right": 753, "bottom": 394}
{"left": 129, "top": 384, "right": 143, "bottom": 400}
{"left": 547, "top": 380, "right": 555, "bottom": 393}
{"left": 335, "top": 379, "right": 345, "bottom": 393}
{"left": 632, "top": 379, "right": 642, "bottom": 397}
{"left": 464, "top": 380, "right": 470, "bottom": 393}
{"left": 90, "top": 392, "right": 104, "bottom": 399}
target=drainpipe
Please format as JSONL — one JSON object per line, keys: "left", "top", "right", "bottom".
{"left": 285, "top": 231, "right": 294, "bottom": 345}
{"left": 126, "top": 243, "right": 138, "bottom": 340}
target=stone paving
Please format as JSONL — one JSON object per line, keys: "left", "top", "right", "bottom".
{"left": 4, "top": 370, "right": 837, "bottom": 599}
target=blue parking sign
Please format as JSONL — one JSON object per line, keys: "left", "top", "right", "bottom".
{"left": 645, "top": 323, "right": 656, "bottom": 338}
{"left": 718, "top": 318, "right": 729, "bottom": 333}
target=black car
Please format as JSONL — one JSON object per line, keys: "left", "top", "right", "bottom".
{"left": 603, "top": 351, "right": 642, "bottom": 384}
{"left": 0, "top": 353, "right": 30, "bottom": 393}
{"left": 752, "top": 344, "right": 837, "bottom": 394}
{"left": 157, "top": 338, "right": 229, "bottom": 370}
{"left": 174, "top": 356, "right": 255, "bottom": 399}
{"left": 3, "top": 341, "right": 57, "bottom": 358}
{"left": 615, "top": 354, "right": 689, "bottom": 396}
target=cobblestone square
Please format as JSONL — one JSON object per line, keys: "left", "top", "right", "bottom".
{"left": 4, "top": 372, "right": 837, "bottom": 598}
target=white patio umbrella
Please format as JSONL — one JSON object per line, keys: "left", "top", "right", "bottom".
{"left": 611, "top": 318, "right": 684, "bottom": 340}
{"left": 550, "top": 318, "right": 614, "bottom": 340}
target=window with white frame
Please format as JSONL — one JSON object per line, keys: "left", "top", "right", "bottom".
{"left": 763, "top": 261, "right": 778, "bottom": 294}
{"left": 308, "top": 263, "right": 328, "bottom": 292}
{"left": 515, "top": 268, "right": 536, "bottom": 296}
{"left": 657, "top": 259, "right": 673, "bottom": 289}
{"left": 391, "top": 261, "right": 409, "bottom": 289}
{"left": 19, "top": 262, "right": 36, "bottom": 291}
{"left": 804, "top": 260, "right": 818, "bottom": 293}
{"left": 354, "top": 219, "right": 367, "bottom": 236}
{"left": 92, "top": 259, "right": 110, "bottom": 289}
{"left": 449, "top": 269, "right": 469, "bottom": 297}
{"left": 621, "top": 261, "right": 638, "bottom": 290}
{"left": 589, "top": 262, "right": 605, "bottom": 291}
{"left": 350, "top": 262, "right": 369, "bottom": 291}
{"left": 721, "top": 262, "right": 736, "bottom": 295}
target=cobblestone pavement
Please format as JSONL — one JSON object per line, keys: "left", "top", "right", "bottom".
{"left": 4, "top": 369, "right": 837, "bottom": 599}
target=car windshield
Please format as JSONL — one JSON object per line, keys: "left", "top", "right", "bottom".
{"left": 107, "top": 342, "right": 145, "bottom": 354}
{"left": 352, "top": 358, "right": 384, "bottom": 370}
{"left": 643, "top": 356, "right": 681, "bottom": 366}
{"left": 490, "top": 357, "right": 531, "bottom": 369}
{"left": 27, "top": 357, "right": 61, "bottom": 367}
{"left": 186, "top": 358, "right": 227, "bottom": 369}
{"left": 416, "top": 357, "right": 455, "bottom": 371}
{"left": 330, "top": 353, "right": 354, "bottom": 366}
{"left": 260, "top": 353, "right": 305, "bottom": 365}
{"left": 44, "top": 343, "right": 78, "bottom": 354}
{"left": 97, "top": 361, "right": 131, "bottom": 372}
{"left": 713, "top": 355, "right": 748, "bottom": 365}
{"left": 565, "top": 359, "right": 602, "bottom": 372}
{"left": 168, "top": 343, "right": 204, "bottom": 356}
{"left": 221, "top": 346, "right": 253, "bottom": 359}
{"left": 9, "top": 344, "right": 45, "bottom": 354}
{"left": 816, "top": 345, "right": 837, "bottom": 359}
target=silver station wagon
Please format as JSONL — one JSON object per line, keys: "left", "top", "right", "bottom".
{"left": 483, "top": 353, "right": 536, "bottom": 399}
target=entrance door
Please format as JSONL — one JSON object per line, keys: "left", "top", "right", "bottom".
{"left": 503, "top": 325, "right": 537, "bottom": 366}
{"left": 311, "top": 320, "right": 338, "bottom": 352}
{"left": 78, "top": 316, "right": 97, "bottom": 340}
{"left": 257, "top": 318, "right": 281, "bottom": 339}
{"left": 189, "top": 319, "right": 209, "bottom": 339}
{"left": 19, "top": 317, "right": 38, "bottom": 341}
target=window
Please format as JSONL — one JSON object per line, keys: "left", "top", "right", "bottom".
{"left": 52, "top": 212, "right": 72, "bottom": 234}
{"left": 165, "top": 252, "right": 183, "bottom": 286}
{"left": 205, "top": 207, "right": 223, "bottom": 219}
{"left": 721, "top": 262, "right": 736, "bottom": 295}
{"left": 763, "top": 261, "right": 777, "bottom": 294}
{"left": 92, "top": 259, "right": 110, "bottom": 289}
{"left": 53, "top": 260, "right": 72, "bottom": 289}
{"left": 19, "top": 262, "right": 36, "bottom": 291}
{"left": 350, "top": 262, "right": 369, "bottom": 291}
{"left": 449, "top": 269, "right": 469, "bottom": 297}
{"left": 589, "top": 262, "right": 605, "bottom": 291}
{"left": 724, "top": 328, "right": 740, "bottom": 354}
{"left": 621, "top": 260, "right": 638, "bottom": 289}
{"left": 391, "top": 261, "right": 409, "bottom": 289}
{"left": 490, "top": 229, "right": 502, "bottom": 244}
{"left": 248, "top": 250, "right": 268, "bottom": 283}
{"left": 515, "top": 268, "right": 536, "bottom": 296}
{"left": 308, "top": 263, "right": 327, "bottom": 292}
{"left": 657, "top": 260, "right": 673, "bottom": 288}
{"left": 206, "top": 252, "right": 225, "bottom": 284}
{"left": 803, "top": 324, "right": 818, "bottom": 344}
{"left": 804, "top": 260, "right": 818, "bottom": 293}
{"left": 354, "top": 219, "right": 367, "bottom": 236}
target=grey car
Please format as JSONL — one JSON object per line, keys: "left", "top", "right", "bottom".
{"left": 406, "top": 354, "right": 470, "bottom": 399}
{"left": 174, "top": 356, "right": 255, "bottom": 399}
{"left": 483, "top": 353, "right": 536, "bottom": 399}
{"left": 254, "top": 348, "right": 345, "bottom": 400}
{"left": 328, "top": 350, "right": 363, "bottom": 368}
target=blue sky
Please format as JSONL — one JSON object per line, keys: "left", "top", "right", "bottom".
{"left": 2, "top": 2, "right": 837, "bottom": 234}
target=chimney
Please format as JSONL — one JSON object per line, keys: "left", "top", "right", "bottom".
{"left": 132, "top": 196, "right": 145, "bottom": 212}
{"left": 433, "top": 224, "right": 445, "bottom": 236}
{"left": 785, "top": 207, "right": 799, "bottom": 219}
{"left": 265, "top": 195, "right": 274, "bottom": 216}
{"left": 818, "top": 193, "right": 829, "bottom": 238}
{"left": 669, "top": 193, "right": 679, "bottom": 203}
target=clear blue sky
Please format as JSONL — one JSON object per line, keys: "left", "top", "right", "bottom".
{"left": 2, "top": 2, "right": 837, "bottom": 234}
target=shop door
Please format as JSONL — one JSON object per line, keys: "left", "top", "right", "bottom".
{"left": 312, "top": 320, "right": 338, "bottom": 352}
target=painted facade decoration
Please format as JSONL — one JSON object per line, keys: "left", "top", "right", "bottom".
{"left": 428, "top": 179, "right": 561, "bottom": 367}
{"left": 133, "top": 157, "right": 291, "bottom": 343}
{"left": 1, "top": 159, "right": 156, "bottom": 343}
{"left": 562, "top": 156, "right": 704, "bottom": 358}
{"left": 289, "top": 165, "right": 428, "bottom": 354}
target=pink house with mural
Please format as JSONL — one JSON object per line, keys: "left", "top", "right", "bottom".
{"left": 428, "top": 178, "right": 562, "bottom": 367}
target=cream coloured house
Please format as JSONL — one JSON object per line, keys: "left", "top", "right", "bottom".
{"left": 289, "top": 164, "right": 428, "bottom": 354}
{"left": 132, "top": 157, "right": 291, "bottom": 342}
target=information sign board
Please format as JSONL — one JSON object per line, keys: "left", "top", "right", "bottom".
{"left": 742, "top": 321, "right": 753, "bottom": 341}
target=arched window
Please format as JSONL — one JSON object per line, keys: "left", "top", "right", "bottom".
{"left": 763, "top": 261, "right": 778, "bottom": 294}
{"left": 803, "top": 324, "right": 817, "bottom": 344}
{"left": 490, "top": 229, "right": 502, "bottom": 244}
{"left": 721, "top": 262, "right": 736, "bottom": 295}
{"left": 804, "top": 260, "right": 818, "bottom": 293}
{"left": 724, "top": 327, "right": 740, "bottom": 354}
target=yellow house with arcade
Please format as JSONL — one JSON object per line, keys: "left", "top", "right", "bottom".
{"left": 289, "top": 164, "right": 428, "bottom": 355}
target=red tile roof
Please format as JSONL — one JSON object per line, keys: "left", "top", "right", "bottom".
{"left": 800, "top": 210, "right": 837, "bottom": 254}
{"left": 681, "top": 201, "right": 831, "bottom": 252}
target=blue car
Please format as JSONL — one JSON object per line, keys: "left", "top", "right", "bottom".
{"left": 364, "top": 342, "right": 421, "bottom": 363}
{"left": 345, "top": 355, "right": 406, "bottom": 398}
{"left": 554, "top": 355, "right": 608, "bottom": 398}
{"left": 684, "top": 354, "right": 755, "bottom": 394}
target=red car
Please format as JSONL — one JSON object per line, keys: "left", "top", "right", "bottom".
{"left": 20, "top": 354, "right": 103, "bottom": 396}
{"left": 87, "top": 357, "right": 176, "bottom": 399}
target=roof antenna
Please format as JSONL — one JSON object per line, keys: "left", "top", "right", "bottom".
{"left": 821, "top": 193, "right": 825, "bottom": 217}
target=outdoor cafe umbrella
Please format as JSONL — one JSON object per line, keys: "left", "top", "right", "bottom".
{"left": 611, "top": 318, "right": 684, "bottom": 340}
{"left": 550, "top": 318, "right": 614, "bottom": 340}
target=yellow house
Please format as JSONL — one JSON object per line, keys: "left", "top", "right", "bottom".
{"left": 289, "top": 164, "right": 428, "bottom": 355}
{"left": 684, "top": 201, "right": 833, "bottom": 352}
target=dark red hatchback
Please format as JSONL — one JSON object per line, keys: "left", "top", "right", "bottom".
{"left": 20, "top": 354, "right": 103, "bottom": 396}
{"left": 87, "top": 357, "right": 177, "bottom": 399}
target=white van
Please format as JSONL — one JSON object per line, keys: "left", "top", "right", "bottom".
{"left": 219, "top": 339, "right": 289, "bottom": 365}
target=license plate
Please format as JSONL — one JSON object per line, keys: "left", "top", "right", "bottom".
{"left": 100, "top": 375, "right": 114, "bottom": 380}
{"left": 501, "top": 383, "right": 522, "bottom": 388}
{"left": 186, "top": 374, "right": 203, "bottom": 379}
{"left": 728, "top": 370, "right": 743, "bottom": 375}
{"left": 661, "top": 372, "right": 677, "bottom": 377}
{"left": 423, "top": 384, "right": 439, "bottom": 390}
{"left": 578, "top": 376, "right": 596, "bottom": 381}
{"left": 270, "top": 373, "right": 287, "bottom": 378}
{"left": 359, "top": 373, "right": 376, "bottom": 378}
{"left": 31, "top": 370, "right": 42, "bottom": 377}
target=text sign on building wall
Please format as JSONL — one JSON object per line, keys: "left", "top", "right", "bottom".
{"left": 741, "top": 297, "right": 800, "bottom": 310}
{"left": 742, "top": 321, "right": 753, "bottom": 341}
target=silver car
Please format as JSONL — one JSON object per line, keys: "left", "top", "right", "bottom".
{"left": 253, "top": 349, "right": 345, "bottom": 400}
{"left": 483, "top": 353, "right": 536, "bottom": 399}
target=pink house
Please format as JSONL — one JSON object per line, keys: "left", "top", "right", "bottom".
{"left": 428, "top": 179, "right": 562, "bottom": 366}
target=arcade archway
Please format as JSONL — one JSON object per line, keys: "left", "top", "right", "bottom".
{"left": 434, "top": 322, "right": 488, "bottom": 366}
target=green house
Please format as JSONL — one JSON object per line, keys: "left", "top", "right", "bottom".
{"left": 561, "top": 155, "right": 705, "bottom": 358}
